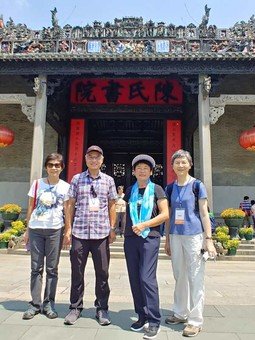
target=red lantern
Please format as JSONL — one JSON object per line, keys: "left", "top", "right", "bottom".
{"left": 239, "top": 126, "right": 255, "bottom": 151}
{"left": 0, "top": 125, "right": 15, "bottom": 147}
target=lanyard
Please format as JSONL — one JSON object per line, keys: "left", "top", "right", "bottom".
{"left": 88, "top": 176, "right": 99, "bottom": 197}
{"left": 176, "top": 177, "right": 191, "bottom": 207}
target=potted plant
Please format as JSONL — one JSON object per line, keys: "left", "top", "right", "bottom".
{"left": 215, "top": 226, "right": 229, "bottom": 235}
{"left": 226, "top": 239, "right": 240, "bottom": 255}
{"left": 238, "top": 227, "right": 246, "bottom": 239}
{"left": 214, "top": 231, "right": 230, "bottom": 248}
{"left": 243, "top": 227, "right": 254, "bottom": 241}
{"left": 11, "top": 220, "right": 26, "bottom": 236}
{"left": 220, "top": 208, "right": 245, "bottom": 238}
{"left": 0, "top": 231, "right": 12, "bottom": 248}
{"left": 0, "top": 204, "right": 22, "bottom": 222}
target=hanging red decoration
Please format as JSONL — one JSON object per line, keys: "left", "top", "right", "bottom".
{"left": 239, "top": 126, "right": 255, "bottom": 151}
{"left": 0, "top": 125, "right": 15, "bottom": 147}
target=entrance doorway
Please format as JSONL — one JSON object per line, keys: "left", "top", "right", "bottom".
{"left": 87, "top": 119, "right": 164, "bottom": 189}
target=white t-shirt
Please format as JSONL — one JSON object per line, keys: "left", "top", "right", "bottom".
{"left": 28, "top": 178, "right": 70, "bottom": 229}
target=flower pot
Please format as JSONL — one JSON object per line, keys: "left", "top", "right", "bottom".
{"left": 227, "top": 248, "right": 237, "bottom": 255}
{"left": 0, "top": 241, "right": 8, "bottom": 249}
{"left": 224, "top": 218, "right": 243, "bottom": 228}
{"left": 1, "top": 212, "right": 19, "bottom": 221}
{"left": 244, "top": 234, "right": 253, "bottom": 241}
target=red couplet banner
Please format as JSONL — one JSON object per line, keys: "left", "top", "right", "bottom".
{"left": 166, "top": 120, "right": 182, "bottom": 184}
{"left": 70, "top": 78, "right": 183, "bottom": 105}
{"left": 67, "top": 119, "right": 85, "bottom": 183}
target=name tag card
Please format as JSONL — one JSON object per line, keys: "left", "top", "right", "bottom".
{"left": 175, "top": 208, "right": 185, "bottom": 225}
{"left": 89, "top": 197, "right": 100, "bottom": 212}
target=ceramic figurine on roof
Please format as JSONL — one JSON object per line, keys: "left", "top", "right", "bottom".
{"left": 51, "top": 7, "right": 59, "bottom": 28}
{"left": 199, "top": 4, "right": 211, "bottom": 29}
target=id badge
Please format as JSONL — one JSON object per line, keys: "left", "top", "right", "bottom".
{"left": 89, "top": 197, "right": 100, "bottom": 212}
{"left": 175, "top": 208, "right": 185, "bottom": 225}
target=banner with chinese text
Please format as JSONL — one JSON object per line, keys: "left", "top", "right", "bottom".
{"left": 71, "top": 78, "right": 183, "bottom": 105}
{"left": 67, "top": 119, "right": 85, "bottom": 182}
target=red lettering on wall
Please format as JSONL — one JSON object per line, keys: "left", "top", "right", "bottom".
{"left": 70, "top": 78, "right": 183, "bottom": 105}
{"left": 166, "top": 120, "right": 182, "bottom": 183}
{"left": 67, "top": 119, "right": 85, "bottom": 182}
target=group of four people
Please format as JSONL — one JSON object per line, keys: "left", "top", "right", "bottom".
{"left": 23, "top": 146, "right": 216, "bottom": 339}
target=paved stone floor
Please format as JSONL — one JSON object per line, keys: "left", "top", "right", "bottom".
{"left": 0, "top": 254, "right": 255, "bottom": 339}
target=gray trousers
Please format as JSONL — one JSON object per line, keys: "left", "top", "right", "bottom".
{"left": 29, "top": 228, "right": 63, "bottom": 311}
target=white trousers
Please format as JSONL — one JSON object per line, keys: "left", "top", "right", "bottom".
{"left": 170, "top": 233, "right": 205, "bottom": 327}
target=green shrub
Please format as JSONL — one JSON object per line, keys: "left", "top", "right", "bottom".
{"left": 226, "top": 239, "right": 240, "bottom": 250}
{"left": 244, "top": 227, "right": 254, "bottom": 235}
{"left": 215, "top": 231, "right": 230, "bottom": 247}
{"left": 11, "top": 220, "right": 26, "bottom": 235}
{"left": 239, "top": 227, "right": 246, "bottom": 237}
{"left": 215, "top": 226, "right": 229, "bottom": 235}
{"left": 0, "top": 231, "right": 12, "bottom": 242}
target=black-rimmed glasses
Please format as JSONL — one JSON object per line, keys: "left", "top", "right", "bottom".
{"left": 90, "top": 185, "right": 97, "bottom": 198}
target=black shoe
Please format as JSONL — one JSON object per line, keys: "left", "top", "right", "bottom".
{"left": 131, "top": 318, "right": 149, "bottom": 332}
{"left": 143, "top": 325, "right": 160, "bottom": 339}
{"left": 43, "top": 307, "right": 58, "bottom": 319}
{"left": 95, "top": 309, "right": 111, "bottom": 326}
{"left": 22, "top": 308, "right": 40, "bottom": 320}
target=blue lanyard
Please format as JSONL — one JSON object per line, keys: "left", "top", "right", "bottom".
{"left": 176, "top": 178, "right": 191, "bottom": 207}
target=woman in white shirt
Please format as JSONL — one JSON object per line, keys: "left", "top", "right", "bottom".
{"left": 23, "top": 153, "right": 69, "bottom": 320}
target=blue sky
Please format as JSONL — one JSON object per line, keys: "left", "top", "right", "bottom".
{"left": 1, "top": 0, "right": 255, "bottom": 29}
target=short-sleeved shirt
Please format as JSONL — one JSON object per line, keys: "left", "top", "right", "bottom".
{"left": 168, "top": 177, "right": 207, "bottom": 236}
{"left": 28, "top": 178, "right": 70, "bottom": 230}
{"left": 116, "top": 193, "right": 126, "bottom": 213}
{"left": 124, "top": 183, "right": 166, "bottom": 238}
{"left": 240, "top": 200, "right": 251, "bottom": 215}
{"left": 68, "top": 170, "right": 117, "bottom": 239}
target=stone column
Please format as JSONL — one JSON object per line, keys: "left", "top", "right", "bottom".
{"left": 198, "top": 75, "right": 213, "bottom": 209}
{"left": 30, "top": 75, "right": 47, "bottom": 184}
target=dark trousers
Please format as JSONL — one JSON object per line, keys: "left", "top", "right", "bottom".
{"left": 115, "top": 212, "right": 126, "bottom": 235}
{"left": 69, "top": 236, "right": 110, "bottom": 311}
{"left": 29, "top": 228, "right": 63, "bottom": 311}
{"left": 124, "top": 236, "right": 161, "bottom": 327}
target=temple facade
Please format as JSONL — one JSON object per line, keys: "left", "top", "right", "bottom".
{"left": 1, "top": 8, "right": 255, "bottom": 214}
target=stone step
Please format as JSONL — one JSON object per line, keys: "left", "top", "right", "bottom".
{"left": 217, "top": 255, "right": 255, "bottom": 261}
{"left": 2, "top": 237, "right": 255, "bottom": 261}
{"left": 238, "top": 244, "right": 255, "bottom": 249}
{"left": 237, "top": 249, "right": 255, "bottom": 255}
{"left": 3, "top": 248, "right": 255, "bottom": 261}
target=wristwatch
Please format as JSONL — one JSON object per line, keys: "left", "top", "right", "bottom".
{"left": 110, "top": 227, "right": 116, "bottom": 232}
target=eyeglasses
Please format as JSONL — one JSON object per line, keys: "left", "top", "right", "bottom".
{"left": 46, "top": 162, "right": 62, "bottom": 169}
{"left": 86, "top": 155, "right": 102, "bottom": 161}
{"left": 90, "top": 185, "right": 97, "bottom": 198}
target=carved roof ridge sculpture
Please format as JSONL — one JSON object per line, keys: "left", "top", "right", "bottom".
{"left": 0, "top": 7, "right": 255, "bottom": 61}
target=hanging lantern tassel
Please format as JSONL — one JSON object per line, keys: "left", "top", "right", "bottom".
{"left": 0, "top": 125, "right": 15, "bottom": 147}
{"left": 239, "top": 126, "right": 255, "bottom": 151}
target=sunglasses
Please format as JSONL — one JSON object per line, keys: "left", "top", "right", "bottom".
{"left": 46, "top": 162, "right": 62, "bottom": 169}
{"left": 90, "top": 185, "right": 97, "bottom": 198}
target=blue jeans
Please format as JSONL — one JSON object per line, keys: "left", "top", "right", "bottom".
{"left": 29, "top": 228, "right": 63, "bottom": 310}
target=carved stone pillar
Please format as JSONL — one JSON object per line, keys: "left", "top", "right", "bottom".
{"left": 30, "top": 75, "right": 48, "bottom": 184}
{"left": 198, "top": 75, "right": 213, "bottom": 209}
